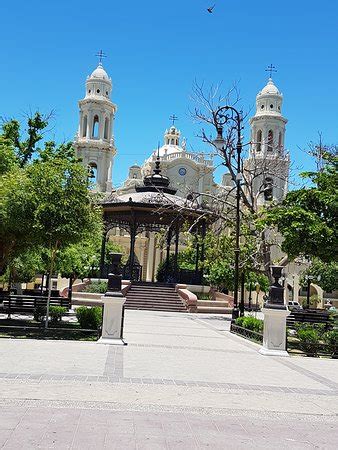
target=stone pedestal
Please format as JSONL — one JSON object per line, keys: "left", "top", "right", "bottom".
{"left": 97, "top": 293, "right": 127, "bottom": 345}
{"left": 259, "top": 306, "right": 290, "bottom": 357}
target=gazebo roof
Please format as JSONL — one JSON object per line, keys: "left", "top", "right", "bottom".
{"left": 103, "top": 190, "right": 198, "bottom": 210}
{"left": 101, "top": 156, "right": 215, "bottom": 233}
{"left": 101, "top": 188, "right": 215, "bottom": 234}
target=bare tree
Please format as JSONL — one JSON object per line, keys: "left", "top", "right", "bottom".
{"left": 189, "top": 81, "right": 292, "bottom": 276}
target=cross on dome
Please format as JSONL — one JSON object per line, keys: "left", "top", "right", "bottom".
{"left": 265, "top": 64, "right": 277, "bottom": 79}
{"left": 95, "top": 49, "right": 107, "bottom": 64}
{"left": 169, "top": 114, "right": 178, "bottom": 126}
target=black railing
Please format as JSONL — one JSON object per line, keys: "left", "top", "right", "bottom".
{"left": 230, "top": 323, "right": 263, "bottom": 344}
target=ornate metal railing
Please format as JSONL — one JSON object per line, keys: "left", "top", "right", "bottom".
{"left": 153, "top": 152, "right": 213, "bottom": 167}
{"left": 230, "top": 323, "right": 263, "bottom": 344}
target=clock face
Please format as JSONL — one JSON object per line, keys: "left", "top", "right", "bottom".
{"left": 179, "top": 167, "right": 187, "bottom": 176}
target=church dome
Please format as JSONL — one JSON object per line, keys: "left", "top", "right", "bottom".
{"left": 90, "top": 63, "right": 110, "bottom": 80}
{"left": 258, "top": 78, "right": 281, "bottom": 97}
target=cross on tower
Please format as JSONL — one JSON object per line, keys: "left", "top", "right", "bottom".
{"left": 265, "top": 64, "right": 277, "bottom": 78}
{"left": 169, "top": 114, "right": 178, "bottom": 126}
{"left": 95, "top": 50, "right": 107, "bottom": 64}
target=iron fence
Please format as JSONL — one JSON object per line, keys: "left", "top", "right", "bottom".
{"left": 230, "top": 323, "right": 263, "bottom": 344}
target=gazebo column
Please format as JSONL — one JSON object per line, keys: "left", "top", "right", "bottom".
{"left": 173, "top": 223, "right": 180, "bottom": 281}
{"left": 128, "top": 219, "right": 137, "bottom": 281}
{"left": 165, "top": 227, "right": 172, "bottom": 278}
{"left": 154, "top": 240, "right": 162, "bottom": 282}
{"left": 146, "top": 233, "right": 154, "bottom": 282}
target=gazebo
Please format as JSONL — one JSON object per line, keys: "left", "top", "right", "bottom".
{"left": 100, "top": 155, "right": 215, "bottom": 283}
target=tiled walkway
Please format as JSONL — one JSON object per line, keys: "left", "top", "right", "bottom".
{"left": 0, "top": 310, "right": 337, "bottom": 449}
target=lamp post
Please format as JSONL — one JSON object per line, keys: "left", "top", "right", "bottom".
{"left": 305, "top": 274, "right": 321, "bottom": 309}
{"left": 248, "top": 281, "right": 252, "bottom": 311}
{"left": 213, "top": 106, "right": 243, "bottom": 320}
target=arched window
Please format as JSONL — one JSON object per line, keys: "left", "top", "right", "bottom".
{"left": 267, "top": 130, "right": 273, "bottom": 151}
{"left": 264, "top": 177, "right": 273, "bottom": 201}
{"left": 92, "top": 115, "right": 99, "bottom": 138}
{"left": 88, "top": 163, "right": 98, "bottom": 187}
{"left": 104, "top": 117, "right": 109, "bottom": 140}
{"left": 256, "top": 130, "right": 262, "bottom": 152}
{"left": 82, "top": 116, "right": 87, "bottom": 137}
{"left": 171, "top": 138, "right": 174, "bottom": 145}
{"left": 278, "top": 132, "right": 282, "bottom": 151}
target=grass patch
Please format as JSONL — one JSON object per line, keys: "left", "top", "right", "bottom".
{"left": 0, "top": 318, "right": 99, "bottom": 341}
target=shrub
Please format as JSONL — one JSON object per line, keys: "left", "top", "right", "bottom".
{"left": 83, "top": 281, "right": 108, "bottom": 293}
{"left": 296, "top": 325, "right": 320, "bottom": 356}
{"left": 243, "top": 316, "right": 263, "bottom": 333}
{"left": 324, "top": 330, "right": 338, "bottom": 358}
{"left": 235, "top": 316, "right": 263, "bottom": 333}
{"left": 235, "top": 316, "right": 245, "bottom": 327}
{"left": 76, "top": 306, "right": 102, "bottom": 330}
{"left": 33, "top": 305, "right": 46, "bottom": 322}
{"left": 49, "top": 306, "right": 67, "bottom": 323}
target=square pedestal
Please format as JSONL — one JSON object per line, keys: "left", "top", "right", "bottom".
{"left": 259, "top": 306, "right": 290, "bottom": 357}
{"left": 97, "top": 294, "right": 127, "bottom": 346}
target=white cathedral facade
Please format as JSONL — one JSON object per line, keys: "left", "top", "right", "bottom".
{"left": 74, "top": 62, "right": 290, "bottom": 207}
{"left": 72, "top": 62, "right": 308, "bottom": 291}
{"left": 71, "top": 61, "right": 330, "bottom": 306}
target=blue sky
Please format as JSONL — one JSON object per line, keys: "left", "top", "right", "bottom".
{"left": 1, "top": 0, "right": 337, "bottom": 187}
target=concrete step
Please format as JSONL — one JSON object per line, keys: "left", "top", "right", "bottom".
{"left": 125, "top": 301, "right": 185, "bottom": 306}
{"left": 128, "top": 288, "right": 177, "bottom": 294}
{"left": 196, "top": 300, "right": 230, "bottom": 308}
{"left": 197, "top": 306, "right": 233, "bottom": 314}
{"left": 125, "top": 305, "right": 185, "bottom": 311}
{"left": 131, "top": 282, "right": 175, "bottom": 288}
{"left": 127, "top": 293, "right": 180, "bottom": 300}
{"left": 126, "top": 283, "right": 186, "bottom": 312}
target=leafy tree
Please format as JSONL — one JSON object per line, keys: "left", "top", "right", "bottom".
{"left": 0, "top": 114, "right": 103, "bottom": 328}
{"left": 0, "top": 137, "right": 18, "bottom": 175}
{"left": 1, "top": 112, "right": 48, "bottom": 166}
{"left": 8, "top": 247, "right": 46, "bottom": 284}
{"left": 26, "top": 149, "right": 102, "bottom": 327}
{"left": 244, "top": 271, "right": 270, "bottom": 294}
{"left": 301, "top": 259, "right": 338, "bottom": 293}
{"left": 264, "top": 152, "right": 337, "bottom": 262}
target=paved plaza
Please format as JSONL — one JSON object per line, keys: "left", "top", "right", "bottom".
{"left": 0, "top": 310, "right": 337, "bottom": 449}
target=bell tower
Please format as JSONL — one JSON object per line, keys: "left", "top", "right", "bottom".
{"left": 74, "top": 60, "right": 117, "bottom": 192}
{"left": 247, "top": 72, "right": 290, "bottom": 205}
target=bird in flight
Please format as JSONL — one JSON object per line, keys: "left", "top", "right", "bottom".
{"left": 207, "top": 4, "right": 215, "bottom": 13}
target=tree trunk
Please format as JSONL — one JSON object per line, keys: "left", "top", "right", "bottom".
{"left": 44, "top": 245, "right": 57, "bottom": 330}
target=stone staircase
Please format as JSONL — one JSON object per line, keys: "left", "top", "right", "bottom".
{"left": 196, "top": 299, "right": 232, "bottom": 314}
{"left": 125, "top": 282, "right": 187, "bottom": 312}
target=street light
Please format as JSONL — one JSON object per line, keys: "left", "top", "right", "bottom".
{"left": 213, "top": 105, "right": 243, "bottom": 320}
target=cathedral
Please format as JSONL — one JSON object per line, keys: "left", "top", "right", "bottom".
{"left": 74, "top": 62, "right": 290, "bottom": 205}
{"left": 73, "top": 61, "right": 292, "bottom": 284}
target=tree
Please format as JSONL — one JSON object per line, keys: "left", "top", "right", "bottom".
{"left": 0, "top": 114, "right": 103, "bottom": 328}
{"left": 0, "top": 113, "right": 52, "bottom": 274}
{"left": 190, "top": 82, "right": 290, "bottom": 279}
{"left": 264, "top": 152, "right": 337, "bottom": 262}
{"left": 27, "top": 148, "right": 102, "bottom": 327}
{"left": 1, "top": 112, "right": 49, "bottom": 166}
{"left": 301, "top": 259, "right": 338, "bottom": 293}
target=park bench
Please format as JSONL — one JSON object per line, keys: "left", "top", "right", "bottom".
{"left": 286, "top": 309, "right": 332, "bottom": 329}
{"left": 0, "top": 295, "right": 70, "bottom": 317}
